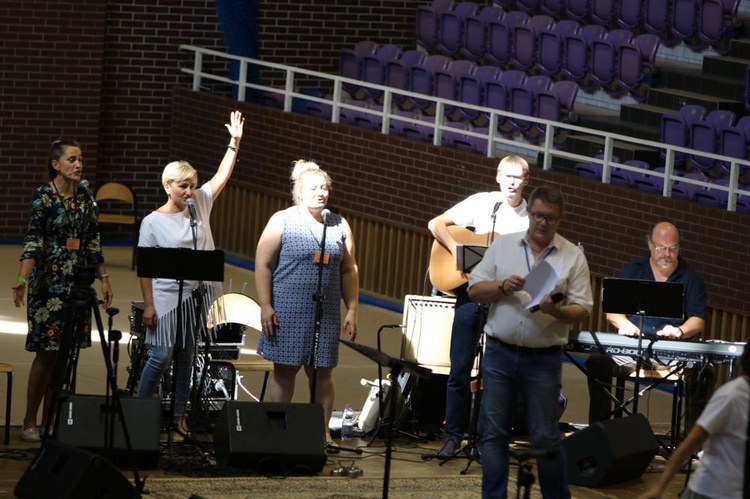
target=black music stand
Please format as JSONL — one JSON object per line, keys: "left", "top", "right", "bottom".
{"left": 340, "top": 339, "right": 431, "bottom": 499}
{"left": 601, "top": 278, "right": 684, "bottom": 415}
{"left": 136, "top": 247, "right": 224, "bottom": 446}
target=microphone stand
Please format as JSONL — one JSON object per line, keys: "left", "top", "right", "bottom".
{"left": 309, "top": 210, "right": 358, "bottom": 455}
{"left": 309, "top": 210, "right": 329, "bottom": 405}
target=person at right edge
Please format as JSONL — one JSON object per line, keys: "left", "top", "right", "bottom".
{"left": 585, "top": 221, "right": 716, "bottom": 431}
{"left": 468, "top": 186, "right": 593, "bottom": 498}
{"left": 638, "top": 340, "right": 749, "bottom": 499}
{"left": 428, "top": 155, "right": 530, "bottom": 458}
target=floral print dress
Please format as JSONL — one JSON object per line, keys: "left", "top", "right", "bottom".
{"left": 21, "top": 184, "right": 104, "bottom": 352}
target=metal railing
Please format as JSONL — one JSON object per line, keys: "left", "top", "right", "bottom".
{"left": 180, "top": 45, "right": 750, "bottom": 212}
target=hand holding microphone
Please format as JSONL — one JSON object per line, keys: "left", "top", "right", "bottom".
{"left": 529, "top": 292, "right": 565, "bottom": 313}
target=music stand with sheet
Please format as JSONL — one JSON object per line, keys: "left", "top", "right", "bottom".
{"left": 136, "top": 247, "right": 224, "bottom": 447}
{"left": 601, "top": 277, "right": 684, "bottom": 415}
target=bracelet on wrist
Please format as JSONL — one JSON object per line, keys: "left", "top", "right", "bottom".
{"left": 677, "top": 327, "right": 684, "bottom": 338}
{"left": 16, "top": 276, "right": 27, "bottom": 284}
{"left": 98, "top": 274, "right": 109, "bottom": 281}
{"left": 227, "top": 145, "right": 240, "bottom": 152}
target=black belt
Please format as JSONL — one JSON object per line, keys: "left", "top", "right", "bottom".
{"left": 488, "top": 335, "right": 562, "bottom": 355}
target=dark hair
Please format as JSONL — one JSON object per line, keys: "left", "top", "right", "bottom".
{"left": 741, "top": 340, "right": 750, "bottom": 373}
{"left": 48, "top": 137, "right": 81, "bottom": 181}
{"left": 528, "top": 185, "right": 565, "bottom": 213}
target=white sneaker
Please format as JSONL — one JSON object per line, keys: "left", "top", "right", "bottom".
{"left": 19, "top": 427, "right": 41, "bottom": 443}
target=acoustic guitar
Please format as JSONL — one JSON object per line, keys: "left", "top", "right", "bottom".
{"left": 428, "top": 226, "right": 498, "bottom": 293}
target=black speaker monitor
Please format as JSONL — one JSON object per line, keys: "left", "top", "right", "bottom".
{"left": 56, "top": 394, "right": 161, "bottom": 468}
{"left": 563, "top": 413, "right": 658, "bottom": 487}
{"left": 14, "top": 440, "right": 137, "bottom": 499}
{"left": 214, "top": 401, "right": 327, "bottom": 473}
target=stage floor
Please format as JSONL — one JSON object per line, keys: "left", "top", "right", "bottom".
{"left": 0, "top": 245, "right": 691, "bottom": 498}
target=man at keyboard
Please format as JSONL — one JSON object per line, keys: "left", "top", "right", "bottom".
{"left": 585, "top": 221, "right": 716, "bottom": 430}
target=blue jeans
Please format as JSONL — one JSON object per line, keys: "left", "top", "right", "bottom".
{"left": 137, "top": 332, "right": 195, "bottom": 417}
{"left": 480, "top": 338, "right": 570, "bottom": 499}
{"left": 444, "top": 302, "right": 482, "bottom": 441}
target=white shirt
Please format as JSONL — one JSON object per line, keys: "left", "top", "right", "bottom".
{"left": 468, "top": 231, "right": 593, "bottom": 348}
{"left": 688, "top": 375, "right": 748, "bottom": 498}
{"left": 444, "top": 191, "right": 529, "bottom": 235}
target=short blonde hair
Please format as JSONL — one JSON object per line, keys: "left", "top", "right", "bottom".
{"left": 162, "top": 160, "right": 198, "bottom": 185}
{"left": 290, "top": 160, "right": 331, "bottom": 204}
{"left": 497, "top": 155, "right": 530, "bottom": 176}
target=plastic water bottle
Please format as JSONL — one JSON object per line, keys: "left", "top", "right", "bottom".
{"left": 341, "top": 404, "right": 355, "bottom": 441}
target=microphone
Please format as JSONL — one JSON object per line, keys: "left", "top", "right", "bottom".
{"left": 491, "top": 201, "right": 502, "bottom": 216}
{"left": 529, "top": 292, "right": 565, "bottom": 313}
{"left": 79, "top": 179, "right": 97, "bottom": 208}
{"left": 321, "top": 208, "right": 331, "bottom": 223}
{"left": 186, "top": 198, "right": 197, "bottom": 227}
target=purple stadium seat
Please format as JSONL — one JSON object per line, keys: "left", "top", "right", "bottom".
{"left": 693, "top": 179, "right": 731, "bottom": 208}
{"left": 611, "top": 160, "right": 650, "bottom": 187}
{"left": 688, "top": 109, "right": 736, "bottom": 174}
{"left": 671, "top": 0, "right": 704, "bottom": 50}
{"left": 618, "top": 34, "right": 660, "bottom": 102}
{"left": 538, "top": 20, "right": 581, "bottom": 78}
{"left": 339, "top": 41, "right": 379, "bottom": 97}
{"left": 508, "top": 75, "right": 553, "bottom": 137}
{"left": 458, "top": 65, "right": 501, "bottom": 123}
{"left": 511, "top": 15, "right": 555, "bottom": 72}
{"left": 746, "top": 66, "right": 750, "bottom": 113}
{"left": 633, "top": 167, "right": 666, "bottom": 194}
{"left": 487, "top": 10, "right": 530, "bottom": 67}
{"left": 699, "top": 0, "right": 740, "bottom": 54}
{"left": 360, "top": 45, "right": 402, "bottom": 102}
{"left": 434, "top": 60, "right": 477, "bottom": 119}
{"left": 517, "top": 0, "right": 541, "bottom": 14}
{"left": 541, "top": 0, "right": 566, "bottom": 16}
{"left": 617, "top": 0, "right": 643, "bottom": 31}
{"left": 660, "top": 105, "right": 707, "bottom": 167}
{"left": 339, "top": 100, "right": 370, "bottom": 126}
{"left": 385, "top": 50, "right": 426, "bottom": 108}
{"left": 438, "top": 2, "right": 480, "bottom": 56}
{"left": 493, "top": 0, "right": 514, "bottom": 8}
{"left": 485, "top": 70, "right": 527, "bottom": 129}
{"left": 672, "top": 172, "right": 705, "bottom": 200}
{"left": 575, "top": 161, "right": 603, "bottom": 180}
{"left": 718, "top": 115, "right": 750, "bottom": 178}
{"left": 563, "top": 24, "right": 607, "bottom": 91}
{"left": 534, "top": 81, "right": 579, "bottom": 145}
{"left": 462, "top": 5, "right": 505, "bottom": 61}
{"left": 591, "top": 0, "right": 617, "bottom": 26}
{"left": 565, "top": 0, "right": 591, "bottom": 21}
{"left": 416, "top": 0, "right": 456, "bottom": 51}
{"left": 407, "top": 54, "right": 451, "bottom": 111}
{"left": 644, "top": 0, "right": 676, "bottom": 46}
{"left": 591, "top": 29, "right": 635, "bottom": 96}
{"left": 401, "top": 114, "right": 437, "bottom": 143}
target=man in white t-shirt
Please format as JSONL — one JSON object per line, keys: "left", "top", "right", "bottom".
{"left": 428, "top": 155, "right": 530, "bottom": 458}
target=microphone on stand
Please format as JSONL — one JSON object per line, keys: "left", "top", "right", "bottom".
{"left": 79, "top": 179, "right": 98, "bottom": 215}
{"left": 186, "top": 198, "right": 198, "bottom": 228}
{"left": 321, "top": 208, "right": 331, "bottom": 223}
{"left": 491, "top": 201, "right": 502, "bottom": 217}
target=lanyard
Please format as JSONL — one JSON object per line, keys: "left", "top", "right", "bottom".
{"left": 522, "top": 239, "right": 555, "bottom": 273}
{"left": 51, "top": 181, "right": 79, "bottom": 238}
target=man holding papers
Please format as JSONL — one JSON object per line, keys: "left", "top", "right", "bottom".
{"left": 467, "top": 186, "right": 593, "bottom": 499}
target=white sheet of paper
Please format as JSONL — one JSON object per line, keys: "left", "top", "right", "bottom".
{"left": 523, "top": 260, "right": 558, "bottom": 310}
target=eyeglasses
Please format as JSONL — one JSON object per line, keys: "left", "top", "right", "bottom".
{"left": 529, "top": 211, "right": 559, "bottom": 224}
{"left": 651, "top": 240, "right": 679, "bottom": 253}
